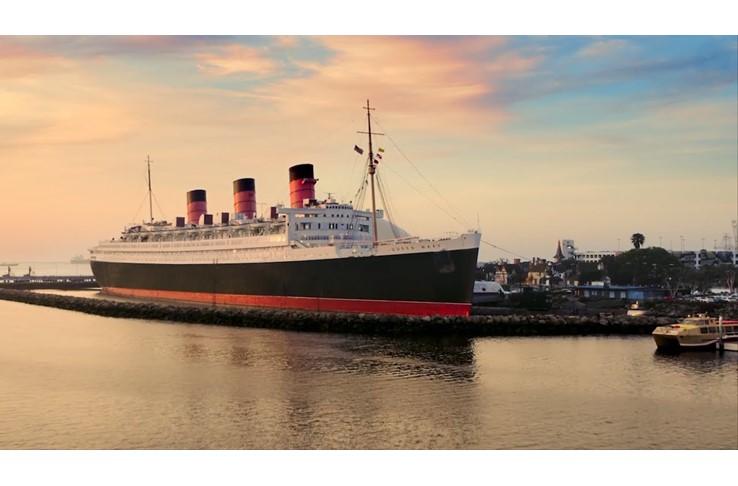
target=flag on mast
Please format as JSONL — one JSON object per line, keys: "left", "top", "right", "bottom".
{"left": 354, "top": 145, "right": 364, "bottom": 155}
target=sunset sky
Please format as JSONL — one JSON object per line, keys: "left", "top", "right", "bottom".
{"left": 1, "top": 33, "right": 736, "bottom": 263}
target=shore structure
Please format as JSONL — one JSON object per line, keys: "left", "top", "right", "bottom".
{"left": 0, "top": 275, "right": 97, "bottom": 290}
{"left": 90, "top": 101, "right": 480, "bottom": 317}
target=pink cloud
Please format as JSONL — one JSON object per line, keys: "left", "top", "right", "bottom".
{"left": 0, "top": 38, "right": 75, "bottom": 79}
{"left": 275, "top": 36, "right": 299, "bottom": 49}
{"left": 0, "top": 47, "right": 137, "bottom": 148}
{"left": 247, "top": 36, "right": 543, "bottom": 134}
{"left": 576, "top": 39, "right": 631, "bottom": 58}
{"left": 195, "top": 44, "right": 279, "bottom": 76}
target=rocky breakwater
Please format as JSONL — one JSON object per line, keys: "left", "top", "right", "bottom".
{"left": 0, "top": 289, "right": 670, "bottom": 337}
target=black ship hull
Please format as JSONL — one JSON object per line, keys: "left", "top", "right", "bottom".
{"left": 91, "top": 247, "right": 479, "bottom": 316}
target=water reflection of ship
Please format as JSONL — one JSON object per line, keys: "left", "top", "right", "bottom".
{"left": 653, "top": 347, "right": 738, "bottom": 372}
{"left": 334, "top": 336, "right": 477, "bottom": 382}
{"left": 179, "top": 330, "right": 477, "bottom": 383}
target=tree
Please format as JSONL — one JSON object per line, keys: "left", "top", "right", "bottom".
{"left": 575, "top": 261, "right": 603, "bottom": 285}
{"left": 602, "top": 247, "right": 681, "bottom": 286}
{"left": 663, "top": 265, "right": 694, "bottom": 297}
{"left": 724, "top": 266, "right": 737, "bottom": 293}
{"left": 631, "top": 233, "right": 645, "bottom": 250}
{"left": 690, "top": 264, "right": 722, "bottom": 294}
{"left": 474, "top": 262, "right": 496, "bottom": 281}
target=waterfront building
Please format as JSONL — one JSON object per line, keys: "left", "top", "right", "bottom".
{"left": 574, "top": 284, "right": 668, "bottom": 301}
{"left": 553, "top": 241, "right": 564, "bottom": 263}
{"left": 574, "top": 250, "right": 620, "bottom": 263}
{"left": 525, "top": 261, "right": 550, "bottom": 287}
{"left": 561, "top": 239, "right": 577, "bottom": 260}
{"left": 670, "top": 250, "right": 736, "bottom": 269}
{"left": 494, "top": 267, "right": 509, "bottom": 285}
{"left": 553, "top": 239, "right": 577, "bottom": 262}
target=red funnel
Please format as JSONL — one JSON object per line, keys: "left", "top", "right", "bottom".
{"left": 288, "top": 164, "right": 316, "bottom": 208}
{"left": 186, "top": 189, "right": 207, "bottom": 224}
{"left": 233, "top": 178, "right": 256, "bottom": 219}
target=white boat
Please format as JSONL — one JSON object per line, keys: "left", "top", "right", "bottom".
{"left": 652, "top": 314, "right": 738, "bottom": 351}
{"left": 472, "top": 281, "right": 507, "bottom": 305}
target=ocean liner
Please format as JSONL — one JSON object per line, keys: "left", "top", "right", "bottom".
{"left": 90, "top": 101, "right": 481, "bottom": 316}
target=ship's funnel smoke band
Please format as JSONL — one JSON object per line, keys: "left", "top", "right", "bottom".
{"left": 289, "top": 164, "right": 317, "bottom": 208}
{"left": 233, "top": 178, "right": 256, "bottom": 219}
{"left": 186, "top": 189, "right": 207, "bottom": 224}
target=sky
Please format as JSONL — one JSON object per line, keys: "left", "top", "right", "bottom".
{"left": 1, "top": 16, "right": 736, "bottom": 263}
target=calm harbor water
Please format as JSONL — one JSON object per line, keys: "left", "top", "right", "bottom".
{"left": 1, "top": 297, "right": 736, "bottom": 450}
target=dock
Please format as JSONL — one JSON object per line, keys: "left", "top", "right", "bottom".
{"left": 0, "top": 287, "right": 668, "bottom": 337}
{"left": 721, "top": 341, "right": 738, "bottom": 352}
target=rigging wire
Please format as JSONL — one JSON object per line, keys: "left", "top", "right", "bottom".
{"left": 379, "top": 169, "right": 406, "bottom": 235}
{"left": 372, "top": 116, "right": 474, "bottom": 229}
{"left": 130, "top": 190, "right": 150, "bottom": 224}
{"left": 346, "top": 163, "right": 369, "bottom": 241}
{"left": 352, "top": 163, "right": 369, "bottom": 210}
{"left": 371, "top": 116, "right": 531, "bottom": 259}
{"left": 152, "top": 192, "right": 168, "bottom": 222}
{"left": 130, "top": 161, "right": 168, "bottom": 224}
{"left": 375, "top": 171, "right": 400, "bottom": 238}
{"left": 379, "top": 161, "right": 470, "bottom": 231}
{"left": 350, "top": 109, "right": 527, "bottom": 260}
{"left": 481, "top": 239, "right": 530, "bottom": 260}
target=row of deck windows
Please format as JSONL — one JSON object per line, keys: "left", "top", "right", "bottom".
{"left": 122, "top": 225, "right": 286, "bottom": 243}
{"left": 296, "top": 223, "right": 363, "bottom": 231}
{"left": 293, "top": 212, "right": 358, "bottom": 218}
{"left": 699, "top": 325, "right": 738, "bottom": 335}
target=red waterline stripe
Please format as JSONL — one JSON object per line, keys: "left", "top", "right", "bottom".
{"left": 103, "top": 287, "right": 470, "bottom": 316}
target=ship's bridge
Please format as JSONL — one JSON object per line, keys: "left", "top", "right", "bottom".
{"left": 279, "top": 202, "right": 373, "bottom": 246}
{"left": 279, "top": 201, "right": 411, "bottom": 246}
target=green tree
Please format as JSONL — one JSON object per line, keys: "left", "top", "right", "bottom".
{"left": 631, "top": 233, "right": 645, "bottom": 249}
{"left": 602, "top": 247, "right": 681, "bottom": 286}
{"left": 689, "top": 264, "right": 725, "bottom": 293}
{"left": 575, "top": 261, "right": 603, "bottom": 284}
{"left": 474, "top": 262, "right": 496, "bottom": 281}
{"left": 663, "top": 265, "right": 694, "bottom": 297}
{"left": 723, "top": 266, "right": 737, "bottom": 293}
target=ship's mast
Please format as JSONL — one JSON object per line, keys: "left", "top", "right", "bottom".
{"left": 146, "top": 155, "right": 153, "bottom": 224}
{"left": 359, "top": 100, "right": 383, "bottom": 245}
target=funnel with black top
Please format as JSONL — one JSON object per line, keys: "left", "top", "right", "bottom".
{"left": 289, "top": 164, "right": 317, "bottom": 208}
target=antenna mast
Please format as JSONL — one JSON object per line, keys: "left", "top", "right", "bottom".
{"left": 358, "top": 100, "right": 384, "bottom": 245}
{"left": 146, "top": 155, "right": 153, "bottom": 224}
